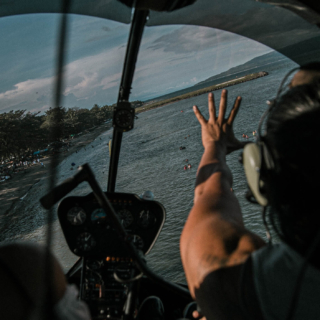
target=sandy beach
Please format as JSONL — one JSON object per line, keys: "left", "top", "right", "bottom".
{"left": 0, "top": 123, "right": 112, "bottom": 217}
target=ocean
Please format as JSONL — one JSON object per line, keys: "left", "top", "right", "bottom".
{"left": 0, "top": 58, "right": 297, "bottom": 284}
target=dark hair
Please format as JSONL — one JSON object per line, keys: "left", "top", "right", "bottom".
{"left": 265, "top": 80, "right": 320, "bottom": 258}
{"left": 300, "top": 61, "right": 320, "bottom": 72}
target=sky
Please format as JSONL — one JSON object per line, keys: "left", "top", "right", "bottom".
{"left": 0, "top": 13, "right": 274, "bottom": 114}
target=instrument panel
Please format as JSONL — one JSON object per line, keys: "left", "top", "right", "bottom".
{"left": 58, "top": 192, "right": 166, "bottom": 258}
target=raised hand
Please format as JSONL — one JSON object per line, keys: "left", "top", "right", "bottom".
{"left": 193, "top": 90, "right": 245, "bottom": 154}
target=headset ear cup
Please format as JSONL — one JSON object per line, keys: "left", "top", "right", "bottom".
{"left": 243, "top": 143, "right": 268, "bottom": 206}
{"left": 261, "top": 142, "right": 275, "bottom": 171}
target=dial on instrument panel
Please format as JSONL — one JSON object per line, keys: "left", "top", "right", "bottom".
{"left": 116, "top": 109, "right": 132, "bottom": 126}
{"left": 87, "top": 260, "right": 102, "bottom": 270}
{"left": 76, "top": 232, "right": 96, "bottom": 251}
{"left": 117, "top": 209, "right": 134, "bottom": 228}
{"left": 91, "top": 208, "right": 107, "bottom": 224}
{"left": 67, "top": 207, "right": 86, "bottom": 225}
{"left": 138, "top": 210, "right": 156, "bottom": 228}
{"left": 112, "top": 102, "right": 135, "bottom": 132}
{"left": 132, "top": 235, "right": 144, "bottom": 250}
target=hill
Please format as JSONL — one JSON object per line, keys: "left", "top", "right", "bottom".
{"left": 145, "top": 35, "right": 320, "bottom": 103}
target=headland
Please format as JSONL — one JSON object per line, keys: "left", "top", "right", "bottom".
{"left": 135, "top": 71, "right": 268, "bottom": 113}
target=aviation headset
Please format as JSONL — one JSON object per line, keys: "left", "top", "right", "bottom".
{"left": 242, "top": 67, "right": 299, "bottom": 207}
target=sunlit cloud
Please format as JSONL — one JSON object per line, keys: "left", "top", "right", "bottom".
{"left": 0, "top": 16, "right": 273, "bottom": 114}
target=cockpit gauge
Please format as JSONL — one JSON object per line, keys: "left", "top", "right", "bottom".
{"left": 87, "top": 260, "right": 103, "bottom": 270}
{"left": 138, "top": 210, "right": 156, "bottom": 228}
{"left": 76, "top": 232, "right": 96, "bottom": 251}
{"left": 131, "top": 235, "right": 144, "bottom": 250}
{"left": 91, "top": 208, "right": 107, "bottom": 224}
{"left": 114, "top": 109, "right": 134, "bottom": 128}
{"left": 67, "top": 207, "right": 86, "bottom": 225}
{"left": 117, "top": 209, "right": 134, "bottom": 228}
{"left": 112, "top": 102, "right": 135, "bottom": 132}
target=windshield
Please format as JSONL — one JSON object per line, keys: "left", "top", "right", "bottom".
{"left": 0, "top": 13, "right": 301, "bottom": 282}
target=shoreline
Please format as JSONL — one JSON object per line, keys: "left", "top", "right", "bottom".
{"left": 135, "top": 71, "right": 268, "bottom": 114}
{"left": 1, "top": 71, "right": 268, "bottom": 216}
{"left": 0, "top": 123, "right": 112, "bottom": 217}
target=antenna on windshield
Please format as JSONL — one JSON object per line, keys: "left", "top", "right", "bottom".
{"left": 43, "top": 0, "right": 71, "bottom": 319}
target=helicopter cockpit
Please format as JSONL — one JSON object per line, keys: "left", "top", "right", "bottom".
{"left": 1, "top": 0, "right": 320, "bottom": 319}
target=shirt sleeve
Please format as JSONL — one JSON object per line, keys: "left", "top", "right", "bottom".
{"left": 194, "top": 257, "right": 264, "bottom": 320}
{"left": 54, "top": 284, "right": 91, "bottom": 320}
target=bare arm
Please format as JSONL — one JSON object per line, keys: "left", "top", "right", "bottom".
{"left": 180, "top": 91, "right": 265, "bottom": 298}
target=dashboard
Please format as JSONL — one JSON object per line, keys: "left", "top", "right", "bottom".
{"left": 58, "top": 192, "right": 166, "bottom": 258}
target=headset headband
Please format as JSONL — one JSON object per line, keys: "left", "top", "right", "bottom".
{"left": 242, "top": 67, "right": 300, "bottom": 207}
{"left": 257, "top": 67, "right": 299, "bottom": 139}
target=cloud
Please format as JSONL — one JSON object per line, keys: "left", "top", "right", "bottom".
{"left": 0, "top": 77, "right": 53, "bottom": 112}
{"left": 29, "top": 104, "right": 50, "bottom": 114}
{"left": 147, "top": 26, "right": 237, "bottom": 54}
{"left": 0, "top": 21, "right": 273, "bottom": 114}
{"left": 127, "top": 25, "right": 272, "bottom": 101}
{"left": 63, "top": 45, "right": 126, "bottom": 99}
{"left": 0, "top": 43, "right": 126, "bottom": 113}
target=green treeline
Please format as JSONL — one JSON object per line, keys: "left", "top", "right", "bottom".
{"left": 0, "top": 103, "right": 124, "bottom": 161}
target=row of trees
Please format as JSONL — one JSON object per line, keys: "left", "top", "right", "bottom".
{"left": 0, "top": 101, "right": 141, "bottom": 162}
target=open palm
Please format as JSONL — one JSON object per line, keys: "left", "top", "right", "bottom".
{"left": 193, "top": 90, "right": 246, "bottom": 154}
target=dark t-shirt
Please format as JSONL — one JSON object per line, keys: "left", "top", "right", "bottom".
{"left": 194, "top": 257, "right": 264, "bottom": 320}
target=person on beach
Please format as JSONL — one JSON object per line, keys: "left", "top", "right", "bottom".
{"left": 180, "top": 80, "right": 320, "bottom": 320}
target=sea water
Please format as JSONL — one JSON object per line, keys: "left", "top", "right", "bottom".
{"left": 0, "top": 59, "right": 297, "bottom": 283}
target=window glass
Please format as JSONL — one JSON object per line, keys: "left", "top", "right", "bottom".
{"left": 0, "top": 14, "right": 298, "bottom": 278}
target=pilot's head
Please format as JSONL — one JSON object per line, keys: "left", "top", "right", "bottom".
{"left": 0, "top": 242, "right": 66, "bottom": 320}
{"left": 262, "top": 80, "right": 320, "bottom": 256}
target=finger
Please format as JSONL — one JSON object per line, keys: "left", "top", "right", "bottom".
{"left": 217, "top": 89, "right": 227, "bottom": 124}
{"left": 208, "top": 92, "right": 216, "bottom": 122}
{"left": 192, "top": 311, "right": 205, "bottom": 320}
{"left": 227, "top": 96, "right": 241, "bottom": 126}
{"left": 193, "top": 105, "right": 207, "bottom": 126}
